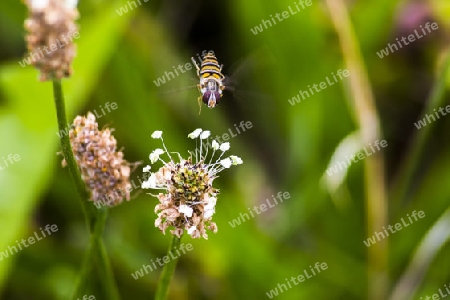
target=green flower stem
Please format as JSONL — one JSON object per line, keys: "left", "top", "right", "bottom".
{"left": 53, "top": 79, "right": 96, "bottom": 228}
{"left": 391, "top": 49, "right": 450, "bottom": 209}
{"left": 71, "top": 209, "right": 120, "bottom": 300}
{"left": 155, "top": 235, "right": 182, "bottom": 300}
{"left": 71, "top": 247, "right": 92, "bottom": 298}
{"left": 92, "top": 209, "right": 121, "bottom": 300}
{"left": 52, "top": 79, "right": 119, "bottom": 300}
{"left": 324, "top": 1, "right": 388, "bottom": 299}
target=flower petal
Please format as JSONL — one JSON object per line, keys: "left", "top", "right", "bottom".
{"left": 187, "top": 226, "right": 197, "bottom": 235}
{"left": 207, "top": 196, "right": 217, "bottom": 207}
{"left": 143, "top": 165, "right": 151, "bottom": 172}
{"left": 31, "top": 0, "right": 49, "bottom": 10}
{"left": 65, "top": 0, "right": 78, "bottom": 9}
{"left": 142, "top": 173, "right": 157, "bottom": 189}
{"left": 178, "top": 204, "right": 193, "bottom": 217}
{"left": 204, "top": 197, "right": 217, "bottom": 218}
{"left": 204, "top": 208, "right": 215, "bottom": 219}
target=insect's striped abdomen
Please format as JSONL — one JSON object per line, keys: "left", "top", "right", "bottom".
{"left": 200, "top": 53, "right": 225, "bottom": 80}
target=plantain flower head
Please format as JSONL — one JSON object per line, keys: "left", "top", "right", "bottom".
{"left": 23, "top": 0, "right": 79, "bottom": 81}
{"left": 142, "top": 129, "right": 243, "bottom": 239}
{"left": 61, "top": 112, "right": 133, "bottom": 207}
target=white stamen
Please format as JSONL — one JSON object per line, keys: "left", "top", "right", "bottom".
{"left": 230, "top": 155, "right": 243, "bottom": 165}
{"left": 200, "top": 131, "right": 210, "bottom": 139}
{"left": 220, "top": 142, "right": 230, "bottom": 152}
{"left": 151, "top": 130, "right": 163, "bottom": 139}
{"left": 220, "top": 158, "right": 232, "bottom": 168}
{"left": 212, "top": 140, "right": 219, "bottom": 150}
{"left": 188, "top": 128, "right": 202, "bottom": 139}
{"left": 149, "top": 149, "right": 164, "bottom": 164}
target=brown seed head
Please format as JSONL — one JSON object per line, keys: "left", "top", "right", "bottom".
{"left": 23, "top": 0, "right": 79, "bottom": 81}
{"left": 62, "top": 112, "right": 132, "bottom": 207}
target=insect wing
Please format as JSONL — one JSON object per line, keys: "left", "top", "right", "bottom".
{"left": 223, "top": 47, "right": 276, "bottom": 113}
{"left": 155, "top": 66, "right": 199, "bottom": 109}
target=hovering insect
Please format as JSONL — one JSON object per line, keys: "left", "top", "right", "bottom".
{"left": 191, "top": 51, "right": 226, "bottom": 114}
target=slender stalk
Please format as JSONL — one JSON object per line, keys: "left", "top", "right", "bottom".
{"left": 391, "top": 49, "right": 450, "bottom": 209}
{"left": 71, "top": 209, "right": 120, "bottom": 300}
{"left": 324, "top": 1, "right": 388, "bottom": 299}
{"left": 71, "top": 245, "right": 93, "bottom": 298}
{"left": 52, "top": 79, "right": 120, "bottom": 299}
{"left": 92, "top": 209, "right": 121, "bottom": 300}
{"left": 155, "top": 235, "right": 182, "bottom": 300}
{"left": 53, "top": 79, "right": 96, "bottom": 226}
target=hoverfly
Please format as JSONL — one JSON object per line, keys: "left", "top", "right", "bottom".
{"left": 159, "top": 48, "right": 272, "bottom": 115}
{"left": 191, "top": 51, "right": 226, "bottom": 114}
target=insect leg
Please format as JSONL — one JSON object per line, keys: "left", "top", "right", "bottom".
{"left": 191, "top": 57, "right": 200, "bottom": 76}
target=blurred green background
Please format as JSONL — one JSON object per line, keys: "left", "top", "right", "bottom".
{"left": 1, "top": 0, "right": 450, "bottom": 299}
